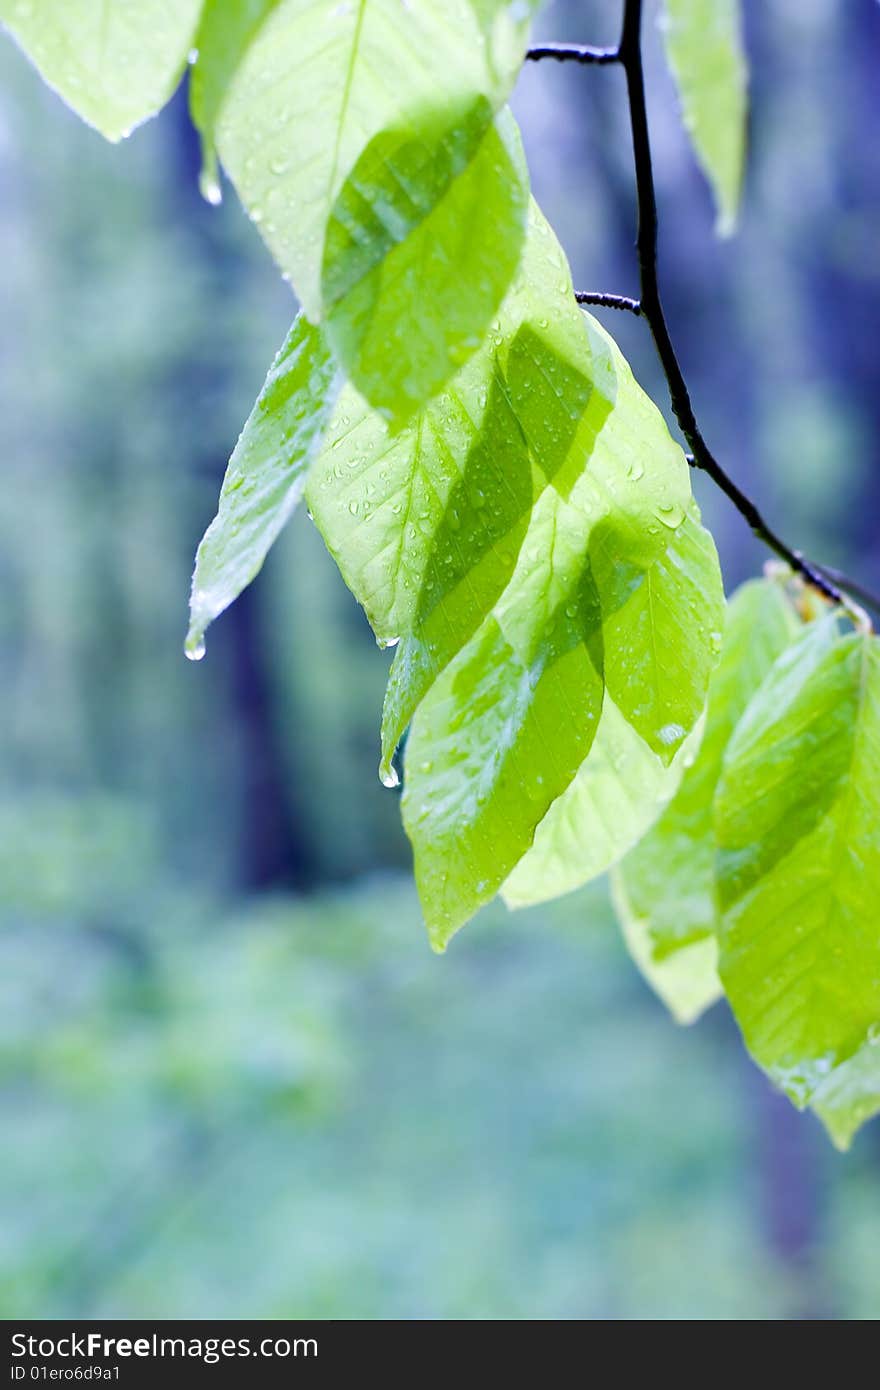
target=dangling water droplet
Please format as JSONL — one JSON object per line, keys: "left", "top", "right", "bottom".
{"left": 199, "top": 167, "right": 222, "bottom": 206}
{"left": 379, "top": 762, "right": 400, "bottom": 789}
{"left": 186, "top": 638, "right": 206, "bottom": 662}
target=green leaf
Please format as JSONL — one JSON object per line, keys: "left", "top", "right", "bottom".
{"left": 503, "top": 508, "right": 722, "bottom": 910}
{"left": 611, "top": 876, "right": 722, "bottom": 1026}
{"left": 397, "top": 323, "right": 698, "bottom": 946}
{"left": 307, "top": 199, "right": 599, "bottom": 765}
{"left": 403, "top": 587, "right": 605, "bottom": 951}
{"left": 601, "top": 499, "right": 723, "bottom": 766}
{"left": 189, "top": 0, "right": 280, "bottom": 202}
{"left": 0, "top": 0, "right": 203, "bottom": 141}
{"left": 715, "top": 624, "right": 880, "bottom": 1148}
{"left": 186, "top": 314, "right": 339, "bottom": 659}
{"left": 322, "top": 108, "right": 530, "bottom": 422}
{"left": 811, "top": 1044, "right": 880, "bottom": 1154}
{"left": 661, "top": 0, "right": 748, "bottom": 235}
{"left": 201, "top": 0, "right": 531, "bottom": 415}
{"left": 309, "top": 199, "right": 710, "bottom": 947}
{"left": 611, "top": 579, "right": 802, "bottom": 1022}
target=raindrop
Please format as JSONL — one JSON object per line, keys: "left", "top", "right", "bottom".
{"left": 199, "top": 169, "right": 223, "bottom": 206}
{"left": 658, "top": 722, "right": 685, "bottom": 746}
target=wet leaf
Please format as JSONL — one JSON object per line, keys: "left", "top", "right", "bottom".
{"left": 716, "top": 624, "right": 880, "bottom": 1148}
{"left": 662, "top": 0, "right": 748, "bottom": 234}
{"left": 611, "top": 578, "right": 802, "bottom": 1021}
{"left": 0, "top": 0, "right": 202, "bottom": 140}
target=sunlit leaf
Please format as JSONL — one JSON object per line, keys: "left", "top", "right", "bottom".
{"left": 0, "top": 0, "right": 203, "bottom": 141}
{"left": 395, "top": 305, "right": 699, "bottom": 946}
{"left": 186, "top": 314, "right": 339, "bottom": 659}
{"left": 661, "top": 0, "right": 748, "bottom": 234}
{"left": 202, "top": 0, "right": 532, "bottom": 416}
{"left": 611, "top": 878, "right": 722, "bottom": 1026}
{"left": 189, "top": 0, "right": 280, "bottom": 202}
{"left": 716, "top": 623, "right": 880, "bottom": 1148}
{"left": 308, "top": 200, "right": 595, "bottom": 768}
{"left": 323, "top": 109, "right": 530, "bottom": 422}
{"left": 503, "top": 508, "right": 722, "bottom": 910}
{"left": 611, "top": 578, "right": 802, "bottom": 1023}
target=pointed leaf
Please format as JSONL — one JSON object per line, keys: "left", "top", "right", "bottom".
{"left": 307, "top": 199, "right": 602, "bottom": 769}
{"left": 398, "top": 324, "right": 694, "bottom": 948}
{"left": 0, "top": 0, "right": 203, "bottom": 141}
{"left": 601, "top": 499, "right": 722, "bottom": 765}
{"left": 715, "top": 624, "right": 880, "bottom": 1147}
{"left": 503, "top": 507, "right": 722, "bottom": 910}
{"left": 203, "top": 0, "right": 532, "bottom": 415}
{"left": 322, "top": 108, "right": 530, "bottom": 421}
{"left": 612, "top": 578, "right": 803, "bottom": 1018}
{"left": 661, "top": 0, "right": 748, "bottom": 234}
{"left": 189, "top": 0, "right": 280, "bottom": 201}
{"left": 612, "top": 873, "right": 722, "bottom": 1026}
{"left": 186, "top": 314, "right": 339, "bottom": 658}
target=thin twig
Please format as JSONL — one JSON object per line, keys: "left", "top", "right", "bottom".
{"left": 576, "top": 291, "right": 642, "bottom": 315}
{"left": 526, "top": 43, "right": 620, "bottom": 66}
{"left": 614, "top": 0, "right": 866, "bottom": 616}
{"left": 810, "top": 562, "right": 880, "bottom": 618}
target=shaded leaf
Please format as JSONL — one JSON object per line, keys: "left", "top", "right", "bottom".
{"left": 716, "top": 624, "right": 880, "bottom": 1148}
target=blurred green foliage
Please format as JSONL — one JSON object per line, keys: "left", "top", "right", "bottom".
{"left": 1, "top": 0, "right": 880, "bottom": 1320}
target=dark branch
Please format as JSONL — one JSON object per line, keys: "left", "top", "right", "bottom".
{"left": 526, "top": 42, "right": 620, "bottom": 66}
{"left": 613, "top": 0, "right": 868, "bottom": 615}
{"left": 810, "top": 563, "right": 880, "bottom": 619}
{"left": 576, "top": 291, "right": 641, "bottom": 315}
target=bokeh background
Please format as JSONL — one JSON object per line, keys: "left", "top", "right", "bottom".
{"left": 2, "top": 0, "right": 879, "bottom": 1320}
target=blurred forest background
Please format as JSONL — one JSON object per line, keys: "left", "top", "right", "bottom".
{"left": 2, "top": 0, "right": 880, "bottom": 1320}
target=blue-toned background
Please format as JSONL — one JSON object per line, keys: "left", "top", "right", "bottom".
{"left": 2, "top": 0, "right": 879, "bottom": 1319}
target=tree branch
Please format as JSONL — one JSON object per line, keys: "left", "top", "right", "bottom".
{"left": 529, "top": 6, "right": 875, "bottom": 622}
{"left": 614, "top": 0, "right": 866, "bottom": 615}
{"left": 575, "top": 291, "right": 641, "bottom": 315}
{"left": 526, "top": 43, "right": 620, "bottom": 66}
{"left": 809, "top": 563, "right": 880, "bottom": 618}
